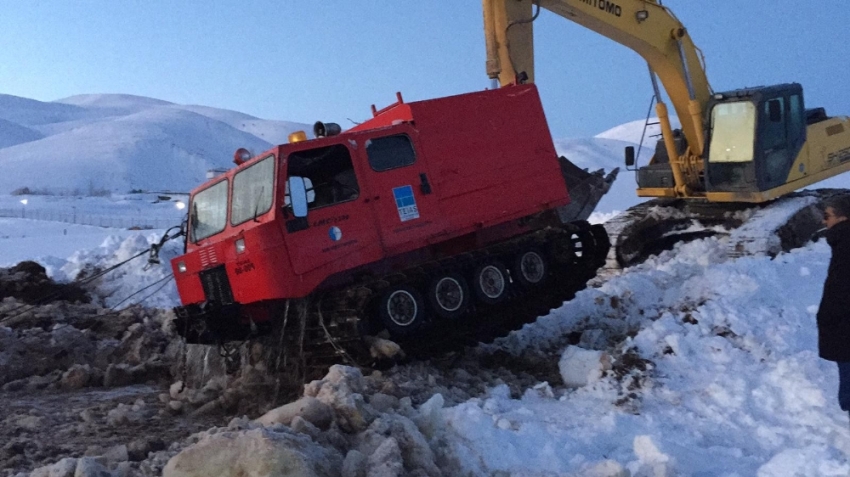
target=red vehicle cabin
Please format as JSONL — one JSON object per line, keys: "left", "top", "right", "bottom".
{"left": 171, "top": 84, "right": 587, "bottom": 344}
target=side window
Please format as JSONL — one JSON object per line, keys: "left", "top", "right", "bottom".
{"left": 231, "top": 155, "right": 275, "bottom": 225}
{"left": 366, "top": 134, "right": 416, "bottom": 171}
{"left": 286, "top": 144, "right": 360, "bottom": 210}
{"left": 190, "top": 180, "right": 228, "bottom": 242}
{"left": 762, "top": 97, "right": 786, "bottom": 150}
{"left": 788, "top": 94, "right": 804, "bottom": 146}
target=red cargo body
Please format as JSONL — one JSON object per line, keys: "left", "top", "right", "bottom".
{"left": 171, "top": 84, "right": 572, "bottom": 337}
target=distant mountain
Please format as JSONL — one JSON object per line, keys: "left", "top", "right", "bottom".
{"left": 55, "top": 94, "right": 174, "bottom": 118}
{"left": 0, "top": 94, "right": 90, "bottom": 127}
{"left": 554, "top": 119, "right": 676, "bottom": 215}
{"left": 0, "top": 93, "right": 310, "bottom": 194}
{"left": 0, "top": 118, "right": 44, "bottom": 149}
{"left": 174, "top": 104, "right": 310, "bottom": 146}
{"left": 555, "top": 137, "right": 642, "bottom": 214}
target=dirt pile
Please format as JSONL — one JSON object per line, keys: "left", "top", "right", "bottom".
{"left": 0, "top": 261, "right": 88, "bottom": 305}
{"left": 0, "top": 264, "right": 217, "bottom": 477}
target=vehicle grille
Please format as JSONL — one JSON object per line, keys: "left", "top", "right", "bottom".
{"left": 199, "top": 265, "right": 234, "bottom": 305}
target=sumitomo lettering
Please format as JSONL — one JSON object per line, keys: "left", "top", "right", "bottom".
{"left": 578, "top": 0, "right": 623, "bottom": 17}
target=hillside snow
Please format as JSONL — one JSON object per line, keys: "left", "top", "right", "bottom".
{"left": 0, "top": 93, "right": 309, "bottom": 195}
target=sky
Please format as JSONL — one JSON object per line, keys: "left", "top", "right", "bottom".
{"left": 1, "top": 1, "right": 848, "bottom": 139}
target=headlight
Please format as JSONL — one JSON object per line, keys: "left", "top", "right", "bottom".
{"left": 177, "top": 261, "right": 187, "bottom": 273}
{"left": 235, "top": 238, "right": 246, "bottom": 254}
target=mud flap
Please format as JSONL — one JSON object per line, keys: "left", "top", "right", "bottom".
{"left": 556, "top": 156, "right": 619, "bottom": 223}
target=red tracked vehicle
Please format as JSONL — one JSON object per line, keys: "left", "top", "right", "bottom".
{"left": 171, "top": 84, "right": 614, "bottom": 363}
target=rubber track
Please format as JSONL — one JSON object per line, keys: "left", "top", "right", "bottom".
{"left": 606, "top": 189, "right": 846, "bottom": 269}
{"left": 264, "top": 223, "right": 607, "bottom": 375}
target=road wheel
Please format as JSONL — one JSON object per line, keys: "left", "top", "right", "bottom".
{"left": 428, "top": 273, "right": 470, "bottom": 319}
{"left": 378, "top": 285, "right": 426, "bottom": 336}
{"left": 514, "top": 248, "right": 548, "bottom": 288}
{"left": 472, "top": 261, "right": 509, "bottom": 305}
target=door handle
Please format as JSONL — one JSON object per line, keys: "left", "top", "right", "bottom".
{"left": 419, "top": 173, "right": 432, "bottom": 194}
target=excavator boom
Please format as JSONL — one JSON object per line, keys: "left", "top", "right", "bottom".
{"left": 483, "top": 0, "right": 850, "bottom": 205}
{"left": 484, "top": 0, "right": 711, "bottom": 196}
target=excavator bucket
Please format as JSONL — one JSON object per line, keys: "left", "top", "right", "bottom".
{"left": 556, "top": 157, "right": 619, "bottom": 223}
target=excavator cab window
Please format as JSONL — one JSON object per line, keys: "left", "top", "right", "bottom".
{"left": 763, "top": 98, "right": 786, "bottom": 149}
{"left": 757, "top": 89, "right": 806, "bottom": 190}
{"left": 768, "top": 99, "right": 783, "bottom": 123}
{"left": 788, "top": 95, "right": 805, "bottom": 146}
{"left": 706, "top": 101, "right": 757, "bottom": 190}
{"left": 708, "top": 102, "right": 757, "bottom": 164}
{"left": 760, "top": 97, "right": 791, "bottom": 188}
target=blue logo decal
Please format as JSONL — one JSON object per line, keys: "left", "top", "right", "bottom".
{"left": 392, "top": 185, "right": 420, "bottom": 222}
{"left": 329, "top": 226, "right": 343, "bottom": 241}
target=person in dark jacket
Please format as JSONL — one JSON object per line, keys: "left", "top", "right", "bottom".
{"left": 817, "top": 195, "right": 850, "bottom": 416}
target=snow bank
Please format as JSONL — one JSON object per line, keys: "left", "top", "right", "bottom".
{"left": 435, "top": 236, "right": 850, "bottom": 475}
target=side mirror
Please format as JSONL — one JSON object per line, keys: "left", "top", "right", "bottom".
{"left": 768, "top": 99, "right": 782, "bottom": 123}
{"left": 625, "top": 146, "right": 636, "bottom": 168}
{"left": 288, "top": 176, "right": 309, "bottom": 218}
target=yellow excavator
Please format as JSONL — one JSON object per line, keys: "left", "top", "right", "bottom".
{"left": 483, "top": 0, "right": 850, "bottom": 265}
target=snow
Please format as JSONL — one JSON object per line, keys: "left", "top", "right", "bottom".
{"left": 440, "top": 238, "right": 850, "bottom": 475}
{"left": 0, "top": 118, "right": 44, "bottom": 148}
{"left": 0, "top": 93, "right": 309, "bottom": 194}
{"left": 0, "top": 218, "right": 133, "bottom": 269}
{"left": 4, "top": 92, "right": 850, "bottom": 474}
{"left": 558, "top": 346, "right": 609, "bottom": 388}
{"left": 594, "top": 117, "right": 683, "bottom": 146}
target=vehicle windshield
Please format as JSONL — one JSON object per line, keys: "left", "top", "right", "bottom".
{"left": 231, "top": 155, "right": 274, "bottom": 225}
{"left": 190, "top": 180, "right": 228, "bottom": 242}
{"left": 708, "top": 101, "right": 756, "bottom": 163}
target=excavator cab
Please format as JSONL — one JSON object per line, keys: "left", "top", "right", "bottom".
{"left": 703, "top": 83, "right": 806, "bottom": 195}
{"left": 635, "top": 83, "right": 813, "bottom": 201}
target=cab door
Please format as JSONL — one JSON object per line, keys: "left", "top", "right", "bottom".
{"left": 357, "top": 127, "right": 445, "bottom": 254}
{"left": 759, "top": 97, "right": 792, "bottom": 190}
{"left": 281, "top": 143, "right": 380, "bottom": 275}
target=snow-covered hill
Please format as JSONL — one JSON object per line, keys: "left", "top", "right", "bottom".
{"left": 594, "top": 117, "right": 682, "bottom": 146}
{"left": 0, "top": 118, "right": 44, "bottom": 148}
{"left": 0, "top": 93, "right": 309, "bottom": 194}
{"left": 555, "top": 117, "right": 679, "bottom": 216}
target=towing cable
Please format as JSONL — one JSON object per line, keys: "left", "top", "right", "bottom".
{"left": 0, "top": 225, "right": 185, "bottom": 324}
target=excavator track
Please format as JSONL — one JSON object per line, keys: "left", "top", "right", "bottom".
{"left": 259, "top": 221, "right": 609, "bottom": 378}
{"left": 606, "top": 189, "right": 844, "bottom": 269}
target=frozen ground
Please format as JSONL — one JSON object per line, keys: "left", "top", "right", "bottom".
{"left": 441, "top": 235, "right": 850, "bottom": 476}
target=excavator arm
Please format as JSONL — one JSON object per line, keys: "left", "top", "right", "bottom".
{"left": 483, "top": 0, "right": 850, "bottom": 205}
{"left": 483, "top": 0, "right": 712, "bottom": 196}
